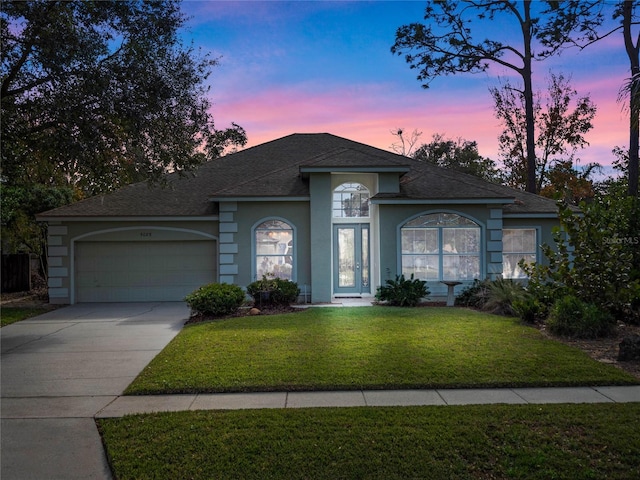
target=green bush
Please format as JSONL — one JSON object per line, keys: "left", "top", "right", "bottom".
{"left": 184, "top": 283, "right": 245, "bottom": 317}
{"left": 512, "top": 295, "right": 546, "bottom": 324}
{"left": 455, "top": 278, "right": 526, "bottom": 317}
{"left": 547, "top": 295, "right": 615, "bottom": 339}
{"left": 375, "top": 274, "right": 429, "bottom": 307}
{"left": 521, "top": 197, "right": 640, "bottom": 323}
{"left": 455, "top": 279, "right": 491, "bottom": 308}
{"left": 246, "top": 276, "right": 300, "bottom": 307}
{"left": 482, "top": 278, "right": 527, "bottom": 316}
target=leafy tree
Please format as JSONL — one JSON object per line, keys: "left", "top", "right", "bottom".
{"left": 0, "top": 183, "right": 75, "bottom": 272}
{"left": 412, "top": 133, "right": 502, "bottom": 183}
{"left": 1, "top": 0, "right": 246, "bottom": 196}
{"left": 550, "top": 1, "right": 639, "bottom": 196}
{"left": 539, "top": 160, "right": 600, "bottom": 205}
{"left": 489, "top": 73, "right": 597, "bottom": 192}
{"left": 391, "top": 0, "right": 598, "bottom": 193}
{"left": 522, "top": 197, "right": 640, "bottom": 322}
{"left": 595, "top": 146, "right": 632, "bottom": 198}
{"left": 1, "top": 0, "right": 246, "bottom": 257}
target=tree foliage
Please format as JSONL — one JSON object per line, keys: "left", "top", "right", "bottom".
{"left": 539, "top": 160, "right": 600, "bottom": 205}
{"left": 0, "top": 183, "right": 75, "bottom": 255}
{"left": 412, "top": 133, "right": 502, "bottom": 183}
{"left": 1, "top": 0, "right": 246, "bottom": 256}
{"left": 1, "top": 0, "right": 246, "bottom": 197}
{"left": 553, "top": 0, "right": 639, "bottom": 196}
{"left": 490, "top": 73, "right": 597, "bottom": 193}
{"left": 522, "top": 196, "right": 640, "bottom": 322}
{"left": 391, "top": 0, "right": 598, "bottom": 194}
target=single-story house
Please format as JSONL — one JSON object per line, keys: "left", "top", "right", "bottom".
{"left": 37, "top": 133, "right": 560, "bottom": 304}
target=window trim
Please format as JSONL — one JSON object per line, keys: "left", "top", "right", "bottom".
{"left": 251, "top": 217, "right": 296, "bottom": 282}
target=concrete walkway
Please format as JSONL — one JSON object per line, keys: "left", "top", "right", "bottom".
{"left": 1, "top": 302, "right": 189, "bottom": 480}
{"left": 95, "top": 385, "right": 640, "bottom": 418}
{"left": 1, "top": 303, "right": 639, "bottom": 480}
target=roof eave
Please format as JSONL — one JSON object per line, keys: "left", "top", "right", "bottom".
{"left": 370, "top": 197, "right": 516, "bottom": 205}
{"left": 208, "top": 196, "right": 310, "bottom": 203}
{"left": 36, "top": 215, "right": 218, "bottom": 222}
{"left": 299, "top": 165, "right": 410, "bottom": 179}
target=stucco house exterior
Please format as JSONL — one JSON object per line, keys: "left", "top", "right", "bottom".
{"left": 37, "top": 133, "right": 560, "bottom": 304}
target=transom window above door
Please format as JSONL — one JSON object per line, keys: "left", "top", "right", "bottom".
{"left": 401, "top": 213, "right": 481, "bottom": 281}
{"left": 333, "top": 182, "right": 370, "bottom": 218}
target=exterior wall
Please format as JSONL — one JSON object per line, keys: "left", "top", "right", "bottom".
{"left": 377, "top": 205, "right": 561, "bottom": 299}
{"left": 378, "top": 172, "right": 401, "bottom": 193}
{"left": 45, "top": 205, "right": 560, "bottom": 306}
{"left": 309, "top": 174, "right": 333, "bottom": 303}
{"left": 45, "top": 219, "right": 218, "bottom": 304}
{"left": 378, "top": 203, "right": 503, "bottom": 299}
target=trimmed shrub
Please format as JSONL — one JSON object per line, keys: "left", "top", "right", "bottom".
{"left": 547, "top": 295, "right": 615, "bottom": 339}
{"left": 375, "top": 274, "right": 429, "bottom": 307}
{"left": 246, "top": 276, "right": 300, "bottom": 307}
{"left": 185, "top": 283, "right": 245, "bottom": 317}
{"left": 270, "top": 278, "right": 300, "bottom": 306}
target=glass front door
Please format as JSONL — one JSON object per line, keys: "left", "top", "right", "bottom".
{"left": 334, "top": 224, "right": 370, "bottom": 295}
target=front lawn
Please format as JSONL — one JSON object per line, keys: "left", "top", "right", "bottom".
{"left": 126, "top": 307, "right": 637, "bottom": 394}
{"left": 98, "top": 403, "right": 640, "bottom": 480}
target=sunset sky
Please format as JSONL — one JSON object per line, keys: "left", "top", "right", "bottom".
{"left": 181, "top": 0, "right": 631, "bottom": 175}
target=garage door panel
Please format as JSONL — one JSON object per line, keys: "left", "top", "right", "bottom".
{"left": 75, "top": 240, "right": 217, "bottom": 302}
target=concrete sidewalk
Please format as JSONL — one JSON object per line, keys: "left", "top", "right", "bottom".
{"left": 94, "top": 385, "right": 640, "bottom": 417}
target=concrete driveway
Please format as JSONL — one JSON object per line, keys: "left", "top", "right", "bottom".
{"left": 1, "top": 302, "right": 189, "bottom": 480}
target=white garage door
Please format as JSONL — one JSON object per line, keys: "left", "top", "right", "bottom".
{"left": 75, "top": 241, "right": 217, "bottom": 302}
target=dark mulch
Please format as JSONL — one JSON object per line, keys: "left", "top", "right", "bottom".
{"left": 541, "top": 322, "right": 640, "bottom": 380}
{"left": 185, "top": 305, "right": 304, "bottom": 325}
{"left": 0, "top": 286, "right": 59, "bottom": 311}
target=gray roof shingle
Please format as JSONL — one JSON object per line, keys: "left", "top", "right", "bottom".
{"left": 38, "top": 133, "right": 559, "bottom": 217}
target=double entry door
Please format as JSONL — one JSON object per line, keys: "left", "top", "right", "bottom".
{"left": 333, "top": 224, "right": 370, "bottom": 295}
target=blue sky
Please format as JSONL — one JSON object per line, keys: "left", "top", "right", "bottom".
{"left": 180, "top": 1, "right": 631, "bottom": 173}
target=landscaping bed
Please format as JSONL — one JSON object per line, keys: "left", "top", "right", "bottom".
{"left": 542, "top": 321, "right": 640, "bottom": 380}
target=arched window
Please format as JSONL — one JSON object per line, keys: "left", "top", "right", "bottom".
{"left": 401, "top": 213, "right": 480, "bottom": 281}
{"left": 333, "top": 182, "right": 369, "bottom": 218}
{"left": 255, "top": 220, "right": 293, "bottom": 280}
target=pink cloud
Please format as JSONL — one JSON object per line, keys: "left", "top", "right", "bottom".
{"left": 211, "top": 76, "right": 628, "bottom": 170}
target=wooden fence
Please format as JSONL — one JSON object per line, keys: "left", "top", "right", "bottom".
{"left": 1, "top": 254, "right": 31, "bottom": 293}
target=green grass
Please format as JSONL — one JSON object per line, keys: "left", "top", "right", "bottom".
{"left": 97, "top": 403, "right": 640, "bottom": 480}
{"left": 0, "top": 306, "right": 49, "bottom": 327}
{"left": 126, "top": 307, "right": 637, "bottom": 394}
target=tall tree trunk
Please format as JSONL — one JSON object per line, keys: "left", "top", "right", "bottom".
{"left": 522, "top": 1, "right": 537, "bottom": 194}
{"left": 623, "top": 0, "right": 639, "bottom": 196}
